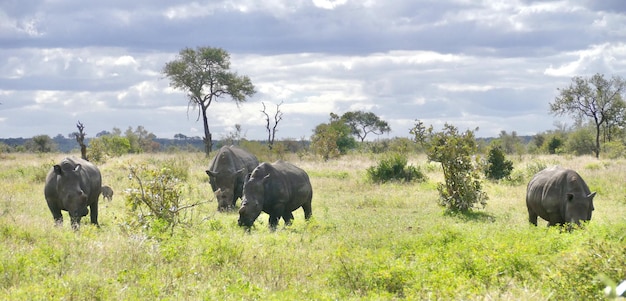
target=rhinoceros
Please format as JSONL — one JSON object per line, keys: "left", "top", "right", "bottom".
{"left": 205, "top": 145, "right": 259, "bottom": 211}
{"left": 238, "top": 160, "right": 312, "bottom": 230}
{"left": 44, "top": 157, "right": 102, "bottom": 229}
{"left": 101, "top": 185, "right": 114, "bottom": 201}
{"left": 526, "top": 166, "right": 595, "bottom": 227}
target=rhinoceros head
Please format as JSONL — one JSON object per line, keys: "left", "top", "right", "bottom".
{"left": 206, "top": 168, "right": 247, "bottom": 211}
{"left": 564, "top": 191, "right": 596, "bottom": 227}
{"left": 238, "top": 173, "right": 270, "bottom": 228}
{"left": 54, "top": 162, "right": 89, "bottom": 228}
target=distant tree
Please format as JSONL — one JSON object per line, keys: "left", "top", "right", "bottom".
{"left": 340, "top": 111, "right": 391, "bottom": 142}
{"left": 550, "top": 73, "right": 626, "bottom": 158}
{"left": 96, "top": 130, "right": 111, "bottom": 137}
{"left": 311, "top": 113, "right": 357, "bottom": 161}
{"left": 261, "top": 101, "right": 283, "bottom": 150}
{"left": 493, "top": 130, "right": 524, "bottom": 155}
{"left": 220, "top": 124, "right": 243, "bottom": 146}
{"left": 484, "top": 146, "right": 514, "bottom": 180}
{"left": 28, "top": 135, "right": 56, "bottom": 153}
{"left": 174, "top": 133, "right": 188, "bottom": 140}
{"left": 565, "top": 125, "right": 596, "bottom": 156}
{"left": 123, "top": 126, "right": 158, "bottom": 153}
{"left": 69, "top": 121, "right": 88, "bottom": 160}
{"left": 162, "top": 46, "right": 256, "bottom": 156}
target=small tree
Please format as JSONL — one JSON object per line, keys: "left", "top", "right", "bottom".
{"left": 550, "top": 73, "right": 626, "bottom": 158}
{"left": 484, "top": 146, "right": 514, "bottom": 180}
{"left": 261, "top": 101, "right": 283, "bottom": 150}
{"left": 125, "top": 163, "right": 202, "bottom": 238}
{"left": 311, "top": 113, "right": 357, "bottom": 161}
{"left": 28, "top": 135, "right": 56, "bottom": 153}
{"left": 341, "top": 111, "right": 391, "bottom": 142}
{"left": 411, "top": 121, "right": 488, "bottom": 212}
{"left": 162, "top": 46, "right": 256, "bottom": 156}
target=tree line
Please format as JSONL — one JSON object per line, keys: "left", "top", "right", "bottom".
{"left": 2, "top": 46, "right": 625, "bottom": 161}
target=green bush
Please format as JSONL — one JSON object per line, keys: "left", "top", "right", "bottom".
{"left": 366, "top": 153, "right": 426, "bottom": 183}
{"left": 421, "top": 123, "right": 488, "bottom": 212}
{"left": 123, "top": 164, "right": 193, "bottom": 238}
{"left": 484, "top": 146, "right": 514, "bottom": 180}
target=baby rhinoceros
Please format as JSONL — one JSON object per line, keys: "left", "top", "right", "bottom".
{"left": 238, "top": 160, "right": 312, "bottom": 230}
{"left": 526, "top": 166, "right": 595, "bottom": 229}
{"left": 101, "top": 185, "right": 114, "bottom": 201}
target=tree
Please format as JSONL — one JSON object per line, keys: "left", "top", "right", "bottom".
{"left": 484, "top": 146, "right": 514, "bottom": 180}
{"left": 261, "top": 101, "right": 284, "bottom": 150}
{"left": 311, "top": 113, "right": 357, "bottom": 161}
{"left": 162, "top": 46, "right": 256, "bottom": 156}
{"left": 69, "top": 121, "right": 88, "bottom": 160}
{"left": 340, "top": 111, "right": 391, "bottom": 142}
{"left": 411, "top": 121, "right": 488, "bottom": 212}
{"left": 28, "top": 135, "right": 56, "bottom": 153}
{"left": 550, "top": 73, "right": 626, "bottom": 158}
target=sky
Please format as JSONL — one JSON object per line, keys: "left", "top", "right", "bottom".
{"left": 1, "top": 0, "right": 626, "bottom": 141}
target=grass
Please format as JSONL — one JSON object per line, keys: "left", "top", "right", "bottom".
{"left": 0, "top": 152, "right": 624, "bottom": 300}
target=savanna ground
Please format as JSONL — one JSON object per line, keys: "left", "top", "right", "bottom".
{"left": 0, "top": 151, "right": 624, "bottom": 300}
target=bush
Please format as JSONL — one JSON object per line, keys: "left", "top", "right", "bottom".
{"left": 366, "top": 153, "right": 426, "bottom": 183}
{"left": 413, "top": 122, "right": 488, "bottom": 212}
{"left": 484, "top": 146, "right": 514, "bottom": 180}
{"left": 123, "top": 164, "right": 197, "bottom": 238}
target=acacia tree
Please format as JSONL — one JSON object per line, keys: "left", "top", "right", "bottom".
{"left": 162, "top": 46, "right": 256, "bottom": 156}
{"left": 340, "top": 111, "right": 391, "bottom": 142}
{"left": 550, "top": 73, "right": 626, "bottom": 158}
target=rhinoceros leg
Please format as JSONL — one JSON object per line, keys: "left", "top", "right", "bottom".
{"left": 546, "top": 213, "right": 563, "bottom": 227}
{"left": 89, "top": 202, "right": 99, "bottom": 226}
{"left": 282, "top": 212, "right": 294, "bottom": 226}
{"left": 528, "top": 209, "right": 538, "bottom": 226}
{"left": 46, "top": 200, "right": 64, "bottom": 226}
{"left": 302, "top": 202, "right": 312, "bottom": 220}
{"left": 268, "top": 215, "right": 280, "bottom": 230}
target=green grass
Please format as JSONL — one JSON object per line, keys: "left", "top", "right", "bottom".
{"left": 0, "top": 153, "right": 624, "bottom": 300}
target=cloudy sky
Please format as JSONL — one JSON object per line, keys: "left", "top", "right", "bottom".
{"left": 1, "top": 0, "right": 626, "bottom": 141}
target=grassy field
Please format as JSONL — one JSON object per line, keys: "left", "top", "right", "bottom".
{"left": 0, "top": 152, "right": 624, "bottom": 300}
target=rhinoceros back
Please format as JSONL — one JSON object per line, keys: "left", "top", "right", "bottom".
{"left": 265, "top": 160, "right": 313, "bottom": 211}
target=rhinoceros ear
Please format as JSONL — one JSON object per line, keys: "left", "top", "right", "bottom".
{"left": 588, "top": 192, "right": 596, "bottom": 199}
{"left": 566, "top": 193, "right": 574, "bottom": 202}
{"left": 53, "top": 165, "right": 63, "bottom": 175}
{"left": 74, "top": 164, "right": 82, "bottom": 172}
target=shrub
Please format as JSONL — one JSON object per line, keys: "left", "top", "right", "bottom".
{"left": 123, "top": 164, "right": 198, "bottom": 238}
{"left": 366, "top": 153, "right": 426, "bottom": 183}
{"left": 412, "top": 122, "right": 488, "bottom": 212}
{"left": 484, "top": 146, "right": 514, "bottom": 180}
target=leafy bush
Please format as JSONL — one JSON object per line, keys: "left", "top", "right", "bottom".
{"left": 123, "top": 164, "right": 198, "bottom": 238}
{"left": 484, "top": 146, "right": 514, "bottom": 180}
{"left": 412, "top": 122, "right": 488, "bottom": 212}
{"left": 366, "top": 153, "right": 426, "bottom": 183}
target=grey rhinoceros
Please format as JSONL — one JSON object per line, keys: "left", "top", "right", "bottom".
{"left": 526, "top": 166, "right": 595, "bottom": 227}
{"left": 205, "top": 145, "right": 259, "bottom": 211}
{"left": 238, "top": 160, "right": 313, "bottom": 230}
{"left": 44, "top": 157, "right": 102, "bottom": 229}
